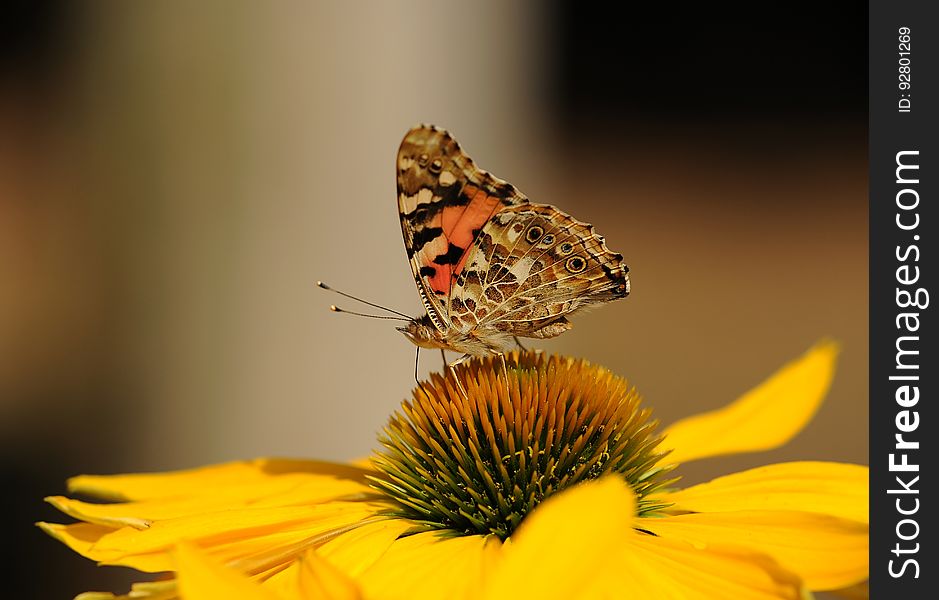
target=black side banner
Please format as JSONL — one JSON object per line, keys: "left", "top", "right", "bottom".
{"left": 870, "top": 1, "right": 937, "bottom": 596}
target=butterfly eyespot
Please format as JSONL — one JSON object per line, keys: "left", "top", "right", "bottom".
{"left": 526, "top": 226, "right": 544, "bottom": 243}
{"left": 418, "top": 153, "right": 429, "bottom": 167}
{"left": 429, "top": 158, "right": 444, "bottom": 173}
{"left": 559, "top": 242, "right": 575, "bottom": 255}
{"left": 566, "top": 256, "right": 587, "bottom": 273}
{"left": 540, "top": 234, "right": 555, "bottom": 246}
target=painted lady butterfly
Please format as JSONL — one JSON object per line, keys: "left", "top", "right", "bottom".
{"left": 395, "top": 125, "right": 630, "bottom": 377}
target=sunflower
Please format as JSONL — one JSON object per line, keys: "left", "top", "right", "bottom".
{"left": 40, "top": 341, "right": 868, "bottom": 599}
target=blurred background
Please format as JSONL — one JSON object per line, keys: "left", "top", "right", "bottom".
{"left": 3, "top": 1, "right": 866, "bottom": 597}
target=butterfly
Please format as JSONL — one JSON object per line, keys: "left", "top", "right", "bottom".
{"left": 394, "top": 125, "right": 630, "bottom": 381}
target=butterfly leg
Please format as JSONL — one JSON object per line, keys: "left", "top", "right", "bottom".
{"left": 414, "top": 346, "right": 434, "bottom": 399}
{"left": 414, "top": 346, "right": 421, "bottom": 383}
{"left": 440, "top": 349, "right": 447, "bottom": 369}
{"left": 447, "top": 353, "right": 471, "bottom": 399}
{"left": 512, "top": 336, "right": 528, "bottom": 351}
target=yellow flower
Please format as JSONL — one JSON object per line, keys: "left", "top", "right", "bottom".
{"left": 40, "top": 341, "right": 868, "bottom": 600}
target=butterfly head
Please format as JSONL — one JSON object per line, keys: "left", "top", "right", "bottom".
{"left": 396, "top": 315, "right": 447, "bottom": 350}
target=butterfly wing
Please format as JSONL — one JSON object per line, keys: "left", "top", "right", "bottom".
{"left": 447, "top": 203, "right": 630, "bottom": 335}
{"left": 397, "top": 125, "right": 528, "bottom": 332}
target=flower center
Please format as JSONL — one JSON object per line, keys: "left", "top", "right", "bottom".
{"left": 369, "top": 352, "right": 675, "bottom": 540}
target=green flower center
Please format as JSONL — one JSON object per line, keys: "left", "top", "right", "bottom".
{"left": 369, "top": 352, "right": 676, "bottom": 540}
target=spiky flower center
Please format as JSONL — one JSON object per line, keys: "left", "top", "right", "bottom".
{"left": 369, "top": 352, "right": 675, "bottom": 540}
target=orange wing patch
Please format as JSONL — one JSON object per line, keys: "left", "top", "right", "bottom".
{"left": 443, "top": 186, "right": 501, "bottom": 260}
{"left": 422, "top": 187, "right": 502, "bottom": 296}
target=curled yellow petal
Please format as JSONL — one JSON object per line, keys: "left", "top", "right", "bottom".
{"left": 45, "top": 496, "right": 152, "bottom": 530}
{"left": 663, "top": 340, "right": 839, "bottom": 464}
{"left": 665, "top": 462, "right": 869, "bottom": 524}
{"left": 642, "top": 510, "right": 868, "bottom": 591}
{"left": 37, "top": 521, "right": 124, "bottom": 562}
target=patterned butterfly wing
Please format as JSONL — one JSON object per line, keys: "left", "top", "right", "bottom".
{"left": 447, "top": 203, "right": 630, "bottom": 337}
{"left": 397, "top": 125, "right": 528, "bottom": 332}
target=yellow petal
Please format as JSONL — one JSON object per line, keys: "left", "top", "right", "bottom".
{"left": 79, "top": 502, "right": 378, "bottom": 573}
{"left": 47, "top": 474, "right": 370, "bottom": 526}
{"left": 175, "top": 542, "right": 282, "bottom": 600}
{"left": 124, "top": 581, "right": 179, "bottom": 600}
{"left": 483, "top": 477, "right": 635, "bottom": 599}
{"left": 217, "top": 517, "right": 409, "bottom": 596}
{"left": 663, "top": 340, "right": 838, "bottom": 463}
{"left": 45, "top": 496, "right": 153, "bottom": 529}
{"left": 37, "top": 521, "right": 124, "bottom": 562}
{"left": 297, "top": 549, "right": 365, "bottom": 600}
{"left": 483, "top": 477, "right": 804, "bottom": 599}
{"left": 316, "top": 519, "right": 415, "bottom": 576}
{"left": 94, "top": 506, "right": 332, "bottom": 554}
{"left": 616, "top": 533, "right": 805, "bottom": 600}
{"left": 665, "top": 462, "right": 869, "bottom": 524}
{"left": 69, "top": 458, "right": 371, "bottom": 501}
{"left": 642, "top": 510, "right": 868, "bottom": 591}
{"left": 359, "top": 531, "right": 501, "bottom": 600}
{"left": 74, "top": 581, "right": 179, "bottom": 600}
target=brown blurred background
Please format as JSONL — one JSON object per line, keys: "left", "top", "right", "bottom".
{"left": 2, "top": 2, "right": 866, "bottom": 597}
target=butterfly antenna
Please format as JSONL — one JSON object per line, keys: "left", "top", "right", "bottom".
{"left": 317, "top": 281, "right": 412, "bottom": 319}
{"left": 328, "top": 305, "right": 409, "bottom": 321}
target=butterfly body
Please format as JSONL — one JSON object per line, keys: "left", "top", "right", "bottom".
{"left": 396, "top": 125, "right": 630, "bottom": 361}
{"left": 397, "top": 314, "right": 514, "bottom": 355}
